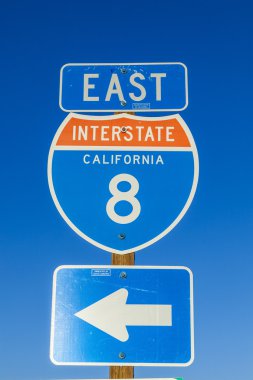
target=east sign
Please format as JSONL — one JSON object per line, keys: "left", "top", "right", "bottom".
{"left": 47, "top": 113, "right": 199, "bottom": 254}
{"left": 60, "top": 62, "right": 188, "bottom": 112}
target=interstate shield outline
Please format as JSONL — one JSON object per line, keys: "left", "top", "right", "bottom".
{"left": 48, "top": 113, "right": 199, "bottom": 254}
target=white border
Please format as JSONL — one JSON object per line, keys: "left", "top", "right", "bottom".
{"left": 47, "top": 113, "right": 199, "bottom": 255}
{"left": 59, "top": 62, "right": 188, "bottom": 112}
{"left": 50, "top": 265, "right": 194, "bottom": 367}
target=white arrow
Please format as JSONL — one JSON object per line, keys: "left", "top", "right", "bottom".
{"left": 74, "top": 288, "right": 172, "bottom": 342}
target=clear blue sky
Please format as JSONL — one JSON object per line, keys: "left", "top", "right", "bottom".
{"left": 0, "top": 1, "right": 252, "bottom": 379}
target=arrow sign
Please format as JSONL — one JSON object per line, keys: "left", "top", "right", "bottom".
{"left": 51, "top": 266, "right": 193, "bottom": 366}
{"left": 75, "top": 288, "right": 172, "bottom": 342}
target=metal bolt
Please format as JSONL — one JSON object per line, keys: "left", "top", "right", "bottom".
{"left": 121, "top": 100, "right": 127, "bottom": 107}
{"left": 120, "top": 271, "right": 127, "bottom": 279}
{"left": 121, "top": 127, "right": 127, "bottom": 133}
{"left": 119, "top": 352, "right": 126, "bottom": 359}
{"left": 121, "top": 68, "right": 127, "bottom": 74}
{"left": 118, "top": 233, "right": 126, "bottom": 240}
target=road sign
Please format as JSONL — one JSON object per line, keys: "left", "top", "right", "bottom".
{"left": 50, "top": 266, "right": 194, "bottom": 366}
{"left": 60, "top": 62, "right": 188, "bottom": 112}
{"left": 48, "top": 113, "right": 198, "bottom": 254}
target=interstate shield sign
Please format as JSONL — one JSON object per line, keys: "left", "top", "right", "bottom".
{"left": 48, "top": 113, "right": 199, "bottom": 254}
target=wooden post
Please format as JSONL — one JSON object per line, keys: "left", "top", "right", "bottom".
{"left": 110, "top": 252, "right": 135, "bottom": 379}
{"left": 111, "top": 252, "right": 135, "bottom": 266}
{"left": 110, "top": 110, "right": 135, "bottom": 379}
{"left": 109, "top": 365, "right": 134, "bottom": 379}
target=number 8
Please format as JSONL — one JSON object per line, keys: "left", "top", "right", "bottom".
{"left": 106, "top": 174, "right": 141, "bottom": 224}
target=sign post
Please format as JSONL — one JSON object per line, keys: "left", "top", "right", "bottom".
{"left": 110, "top": 105, "right": 135, "bottom": 378}
{"left": 48, "top": 62, "right": 197, "bottom": 380}
{"left": 110, "top": 252, "right": 135, "bottom": 379}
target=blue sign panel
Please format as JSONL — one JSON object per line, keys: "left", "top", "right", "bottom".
{"left": 60, "top": 62, "right": 188, "bottom": 112}
{"left": 48, "top": 113, "right": 199, "bottom": 254}
{"left": 50, "top": 266, "right": 194, "bottom": 366}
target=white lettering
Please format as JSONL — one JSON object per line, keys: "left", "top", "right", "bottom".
{"left": 78, "top": 125, "right": 88, "bottom": 141}
{"left": 129, "top": 73, "right": 146, "bottom": 101}
{"left": 115, "top": 154, "right": 122, "bottom": 164}
{"left": 124, "top": 155, "right": 131, "bottom": 164}
{"left": 123, "top": 126, "right": 133, "bottom": 142}
{"left": 150, "top": 73, "right": 166, "bottom": 101}
{"left": 105, "top": 74, "right": 124, "bottom": 101}
{"left": 101, "top": 126, "right": 110, "bottom": 141}
{"left": 112, "top": 126, "right": 121, "bottom": 141}
{"left": 90, "top": 125, "right": 99, "bottom": 140}
{"left": 93, "top": 155, "right": 100, "bottom": 164}
{"left": 102, "top": 155, "right": 109, "bottom": 164}
{"left": 133, "top": 155, "right": 140, "bottom": 164}
{"left": 83, "top": 154, "right": 91, "bottom": 164}
{"left": 144, "top": 127, "right": 155, "bottom": 141}
{"left": 166, "top": 126, "right": 175, "bottom": 141}
{"left": 136, "top": 125, "right": 144, "bottom": 141}
{"left": 72, "top": 125, "right": 77, "bottom": 140}
{"left": 156, "top": 155, "right": 164, "bottom": 165}
{"left": 155, "top": 126, "right": 163, "bottom": 141}
{"left": 82, "top": 153, "right": 164, "bottom": 165}
{"left": 83, "top": 74, "right": 99, "bottom": 101}
{"left": 142, "top": 155, "right": 150, "bottom": 164}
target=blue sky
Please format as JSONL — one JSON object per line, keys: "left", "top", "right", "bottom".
{"left": 0, "top": 0, "right": 252, "bottom": 379}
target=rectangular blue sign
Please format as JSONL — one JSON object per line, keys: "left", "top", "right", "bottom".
{"left": 50, "top": 265, "right": 194, "bottom": 366}
{"left": 59, "top": 63, "right": 188, "bottom": 112}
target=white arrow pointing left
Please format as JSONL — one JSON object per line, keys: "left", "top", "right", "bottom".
{"left": 74, "top": 288, "right": 172, "bottom": 342}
